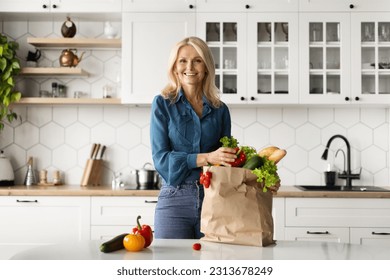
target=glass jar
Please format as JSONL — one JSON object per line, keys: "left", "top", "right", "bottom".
{"left": 58, "top": 84, "right": 66, "bottom": 97}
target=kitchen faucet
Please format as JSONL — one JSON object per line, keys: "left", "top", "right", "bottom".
{"left": 321, "top": 134, "right": 360, "bottom": 188}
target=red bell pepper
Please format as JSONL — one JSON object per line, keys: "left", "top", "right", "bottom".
{"left": 200, "top": 170, "right": 212, "bottom": 188}
{"left": 231, "top": 147, "right": 246, "bottom": 167}
{"left": 220, "top": 136, "right": 246, "bottom": 167}
{"left": 132, "top": 215, "right": 153, "bottom": 248}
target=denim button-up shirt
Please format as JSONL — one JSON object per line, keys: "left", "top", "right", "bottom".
{"left": 150, "top": 90, "right": 231, "bottom": 186}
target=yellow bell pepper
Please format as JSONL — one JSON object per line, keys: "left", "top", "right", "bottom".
{"left": 123, "top": 233, "right": 145, "bottom": 252}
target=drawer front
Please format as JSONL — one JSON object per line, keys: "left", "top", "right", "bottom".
{"left": 91, "top": 196, "right": 157, "bottom": 226}
{"left": 286, "top": 198, "right": 390, "bottom": 227}
{"left": 284, "top": 227, "right": 349, "bottom": 243}
{"left": 0, "top": 196, "right": 90, "bottom": 243}
{"left": 350, "top": 227, "right": 390, "bottom": 245}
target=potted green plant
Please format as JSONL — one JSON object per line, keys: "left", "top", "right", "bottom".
{"left": 0, "top": 33, "right": 21, "bottom": 132}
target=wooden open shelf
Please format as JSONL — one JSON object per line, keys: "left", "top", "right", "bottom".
{"left": 27, "top": 37, "right": 121, "bottom": 49}
{"left": 19, "top": 67, "right": 89, "bottom": 77}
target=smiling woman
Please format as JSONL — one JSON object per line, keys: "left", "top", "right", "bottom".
{"left": 175, "top": 45, "right": 207, "bottom": 117}
{"left": 150, "top": 37, "right": 237, "bottom": 239}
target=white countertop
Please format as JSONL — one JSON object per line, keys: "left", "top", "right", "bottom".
{"left": 9, "top": 239, "right": 390, "bottom": 260}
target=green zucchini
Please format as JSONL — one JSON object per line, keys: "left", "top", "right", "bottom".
{"left": 100, "top": 233, "right": 128, "bottom": 253}
{"left": 243, "top": 155, "right": 263, "bottom": 170}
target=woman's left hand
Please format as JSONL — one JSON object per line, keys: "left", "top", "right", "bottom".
{"left": 206, "top": 147, "right": 237, "bottom": 166}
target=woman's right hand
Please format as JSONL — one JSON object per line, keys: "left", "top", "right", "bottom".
{"left": 207, "top": 147, "right": 237, "bottom": 166}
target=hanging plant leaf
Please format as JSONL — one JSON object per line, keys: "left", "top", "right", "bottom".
{"left": 0, "top": 33, "right": 21, "bottom": 132}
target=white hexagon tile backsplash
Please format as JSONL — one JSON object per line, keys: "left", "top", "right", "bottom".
{"left": 1, "top": 105, "right": 389, "bottom": 188}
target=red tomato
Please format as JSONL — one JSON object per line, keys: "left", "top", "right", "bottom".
{"left": 192, "top": 243, "right": 201, "bottom": 250}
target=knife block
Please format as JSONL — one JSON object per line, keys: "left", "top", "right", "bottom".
{"left": 80, "top": 159, "right": 103, "bottom": 186}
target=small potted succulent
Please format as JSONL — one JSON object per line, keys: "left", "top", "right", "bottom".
{"left": 0, "top": 33, "right": 21, "bottom": 132}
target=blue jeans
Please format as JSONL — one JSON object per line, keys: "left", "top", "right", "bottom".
{"left": 154, "top": 180, "right": 204, "bottom": 239}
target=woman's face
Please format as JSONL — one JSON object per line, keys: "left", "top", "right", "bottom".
{"left": 174, "top": 45, "right": 207, "bottom": 88}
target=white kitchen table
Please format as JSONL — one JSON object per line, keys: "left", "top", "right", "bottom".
{"left": 9, "top": 239, "right": 390, "bottom": 260}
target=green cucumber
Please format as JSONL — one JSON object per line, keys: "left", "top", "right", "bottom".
{"left": 243, "top": 155, "right": 263, "bottom": 170}
{"left": 100, "top": 233, "right": 128, "bottom": 253}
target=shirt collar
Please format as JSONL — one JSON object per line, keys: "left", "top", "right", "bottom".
{"left": 174, "top": 88, "right": 212, "bottom": 108}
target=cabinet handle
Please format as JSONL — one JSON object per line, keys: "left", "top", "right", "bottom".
{"left": 349, "top": 4, "right": 354, "bottom": 9}
{"left": 306, "top": 230, "right": 330, "bottom": 235}
{"left": 240, "top": 96, "right": 246, "bottom": 101}
{"left": 42, "top": 4, "right": 48, "bottom": 9}
{"left": 372, "top": 231, "right": 390, "bottom": 235}
{"left": 144, "top": 200, "right": 158, "bottom": 204}
{"left": 52, "top": 4, "right": 57, "bottom": 9}
{"left": 245, "top": 4, "right": 250, "bottom": 9}
{"left": 355, "top": 96, "right": 360, "bottom": 101}
{"left": 16, "top": 199, "right": 38, "bottom": 203}
{"left": 345, "top": 97, "right": 350, "bottom": 101}
{"left": 189, "top": 4, "right": 194, "bottom": 9}
{"left": 250, "top": 96, "right": 255, "bottom": 101}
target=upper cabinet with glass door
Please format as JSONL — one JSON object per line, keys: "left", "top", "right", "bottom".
{"left": 197, "top": 9, "right": 299, "bottom": 105}
{"left": 299, "top": 13, "right": 351, "bottom": 104}
{"left": 197, "top": 13, "right": 247, "bottom": 104}
{"left": 351, "top": 14, "right": 390, "bottom": 103}
{"left": 247, "top": 13, "right": 299, "bottom": 104}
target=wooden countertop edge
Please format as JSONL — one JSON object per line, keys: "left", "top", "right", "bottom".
{"left": 0, "top": 185, "right": 160, "bottom": 197}
{"left": 273, "top": 185, "right": 390, "bottom": 198}
{"left": 1, "top": 185, "right": 390, "bottom": 198}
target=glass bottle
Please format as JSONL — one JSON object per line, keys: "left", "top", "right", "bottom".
{"left": 51, "top": 82, "right": 58, "bottom": 98}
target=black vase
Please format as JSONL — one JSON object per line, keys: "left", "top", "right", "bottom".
{"left": 61, "top": 17, "right": 77, "bottom": 38}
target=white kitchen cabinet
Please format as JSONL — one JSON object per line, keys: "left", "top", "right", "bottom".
{"left": 0, "top": 196, "right": 90, "bottom": 259}
{"left": 299, "top": 13, "right": 351, "bottom": 104}
{"left": 196, "top": 13, "right": 247, "bottom": 104}
{"left": 121, "top": 13, "right": 196, "bottom": 104}
{"left": 197, "top": 0, "right": 298, "bottom": 12}
{"left": 284, "top": 227, "right": 350, "bottom": 243}
{"left": 247, "top": 13, "right": 299, "bottom": 104}
{"left": 0, "top": 0, "right": 122, "bottom": 13}
{"left": 272, "top": 197, "right": 286, "bottom": 241}
{"left": 90, "top": 196, "right": 158, "bottom": 240}
{"left": 197, "top": 12, "right": 299, "bottom": 104}
{"left": 122, "top": 0, "right": 196, "bottom": 12}
{"left": 299, "top": 0, "right": 390, "bottom": 12}
{"left": 283, "top": 197, "right": 390, "bottom": 243}
{"left": 299, "top": 2, "right": 390, "bottom": 105}
{"left": 351, "top": 13, "right": 390, "bottom": 103}
{"left": 350, "top": 227, "right": 390, "bottom": 245}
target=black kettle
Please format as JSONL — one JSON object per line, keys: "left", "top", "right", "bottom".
{"left": 26, "top": 49, "right": 41, "bottom": 62}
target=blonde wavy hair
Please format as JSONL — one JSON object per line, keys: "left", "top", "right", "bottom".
{"left": 161, "top": 36, "right": 221, "bottom": 108}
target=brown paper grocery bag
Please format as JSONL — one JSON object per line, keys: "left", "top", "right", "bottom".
{"left": 201, "top": 166, "right": 275, "bottom": 247}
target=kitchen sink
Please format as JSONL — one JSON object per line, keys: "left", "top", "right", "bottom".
{"left": 296, "top": 185, "right": 390, "bottom": 192}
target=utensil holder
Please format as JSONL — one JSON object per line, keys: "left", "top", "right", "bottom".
{"left": 80, "top": 159, "right": 103, "bottom": 186}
